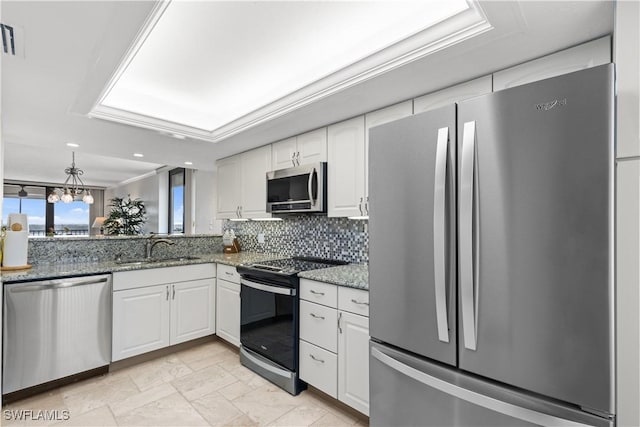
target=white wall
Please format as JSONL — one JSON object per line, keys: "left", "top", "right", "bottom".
{"left": 105, "top": 171, "right": 167, "bottom": 234}
{"left": 614, "top": 2, "right": 640, "bottom": 426}
{"left": 193, "top": 169, "right": 220, "bottom": 234}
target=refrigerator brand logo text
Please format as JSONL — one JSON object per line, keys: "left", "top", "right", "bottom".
{"left": 535, "top": 98, "right": 567, "bottom": 111}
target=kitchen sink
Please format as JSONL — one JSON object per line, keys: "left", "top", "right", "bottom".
{"left": 115, "top": 256, "right": 200, "bottom": 266}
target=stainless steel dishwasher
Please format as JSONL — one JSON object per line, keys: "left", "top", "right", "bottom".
{"left": 3, "top": 274, "right": 112, "bottom": 394}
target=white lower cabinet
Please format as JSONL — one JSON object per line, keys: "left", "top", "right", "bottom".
{"left": 299, "top": 279, "right": 370, "bottom": 415}
{"left": 216, "top": 278, "right": 240, "bottom": 347}
{"left": 112, "top": 264, "right": 216, "bottom": 362}
{"left": 171, "top": 279, "right": 216, "bottom": 345}
{"left": 300, "top": 340, "right": 338, "bottom": 398}
{"left": 338, "top": 311, "right": 370, "bottom": 415}
{"left": 113, "top": 284, "right": 171, "bottom": 360}
{"left": 216, "top": 263, "right": 241, "bottom": 347}
{"left": 300, "top": 300, "right": 338, "bottom": 353}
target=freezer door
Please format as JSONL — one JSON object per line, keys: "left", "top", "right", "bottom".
{"left": 457, "top": 64, "right": 614, "bottom": 414}
{"left": 370, "top": 341, "right": 613, "bottom": 427}
{"left": 369, "top": 105, "right": 457, "bottom": 366}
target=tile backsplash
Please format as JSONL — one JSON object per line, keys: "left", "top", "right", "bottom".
{"left": 224, "top": 216, "right": 368, "bottom": 264}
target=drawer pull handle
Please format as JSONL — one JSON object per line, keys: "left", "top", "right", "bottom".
{"left": 310, "top": 290, "right": 325, "bottom": 296}
{"left": 225, "top": 271, "right": 234, "bottom": 276}
{"left": 310, "top": 313, "right": 325, "bottom": 320}
{"left": 310, "top": 354, "right": 325, "bottom": 363}
{"left": 351, "top": 299, "right": 369, "bottom": 306}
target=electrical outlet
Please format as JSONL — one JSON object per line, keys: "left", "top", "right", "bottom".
{"left": 257, "top": 233, "right": 265, "bottom": 244}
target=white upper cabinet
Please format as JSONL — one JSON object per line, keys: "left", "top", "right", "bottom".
{"left": 328, "top": 116, "right": 366, "bottom": 217}
{"left": 272, "top": 137, "right": 298, "bottom": 170}
{"left": 216, "top": 154, "right": 242, "bottom": 220}
{"left": 272, "top": 128, "right": 327, "bottom": 170}
{"left": 365, "top": 101, "right": 413, "bottom": 202}
{"left": 414, "top": 75, "right": 492, "bottom": 114}
{"left": 217, "top": 145, "right": 272, "bottom": 219}
{"left": 241, "top": 144, "right": 272, "bottom": 219}
{"left": 296, "top": 128, "right": 328, "bottom": 165}
{"left": 493, "top": 36, "right": 611, "bottom": 91}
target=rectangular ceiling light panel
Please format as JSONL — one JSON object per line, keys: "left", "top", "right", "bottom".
{"left": 95, "top": 0, "right": 481, "bottom": 140}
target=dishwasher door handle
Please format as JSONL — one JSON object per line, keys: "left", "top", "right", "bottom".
{"left": 9, "top": 276, "right": 109, "bottom": 293}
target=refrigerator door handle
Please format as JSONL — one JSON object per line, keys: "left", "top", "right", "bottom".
{"left": 371, "top": 347, "right": 591, "bottom": 427}
{"left": 433, "top": 126, "right": 450, "bottom": 343}
{"left": 461, "top": 120, "right": 478, "bottom": 350}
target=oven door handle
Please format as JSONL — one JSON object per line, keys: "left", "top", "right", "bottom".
{"left": 241, "top": 278, "right": 296, "bottom": 296}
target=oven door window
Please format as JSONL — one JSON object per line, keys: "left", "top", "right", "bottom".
{"left": 240, "top": 284, "right": 295, "bottom": 371}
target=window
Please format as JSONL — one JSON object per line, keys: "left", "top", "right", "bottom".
{"left": 2, "top": 185, "right": 46, "bottom": 235}
{"left": 2, "top": 183, "right": 91, "bottom": 236}
{"left": 169, "top": 168, "right": 185, "bottom": 234}
{"left": 53, "top": 200, "right": 90, "bottom": 236}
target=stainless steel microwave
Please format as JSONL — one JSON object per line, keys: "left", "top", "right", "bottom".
{"left": 266, "top": 162, "right": 326, "bottom": 214}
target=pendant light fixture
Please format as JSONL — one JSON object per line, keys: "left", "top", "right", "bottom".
{"left": 47, "top": 152, "right": 94, "bottom": 204}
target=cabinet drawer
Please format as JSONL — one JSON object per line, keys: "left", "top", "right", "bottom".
{"left": 299, "top": 340, "right": 337, "bottom": 398}
{"left": 338, "top": 287, "right": 369, "bottom": 317}
{"left": 113, "top": 263, "right": 216, "bottom": 291}
{"left": 300, "top": 279, "right": 337, "bottom": 308}
{"left": 217, "top": 264, "right": 240, "bottom": 284}
{"left": 300, "top": 300, "right": 337, "bottom": 353}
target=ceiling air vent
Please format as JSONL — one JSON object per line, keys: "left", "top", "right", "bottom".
{"left": 1, "top": 23, "right": 16, "bottom": 55}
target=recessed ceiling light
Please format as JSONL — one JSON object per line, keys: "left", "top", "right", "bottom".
{"left": 66, "top": 143, "right": 79, "bottom": 148}
{"left": 184, "top": 161, "right": 193, "bottom": 165}
{"left": 133, "top": 153, "right": 144, "bottom": 158}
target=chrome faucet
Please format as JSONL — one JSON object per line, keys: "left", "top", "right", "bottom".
{"left": 146, "top": 235, "right": 175, "bottom": 259}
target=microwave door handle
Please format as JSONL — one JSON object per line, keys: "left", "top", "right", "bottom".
{"left": 308, "top": 167, "right": 317, "bottom": 206}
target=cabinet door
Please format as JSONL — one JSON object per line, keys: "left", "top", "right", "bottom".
{"left": 272, "top": 137, "right": 297, "bottom": 170}
{"left": 365, "top": 101, "right": 413, "bottom": 200}
{"left": 241, "top": 145, "right": 272, "bottom": 218}
{"left": 338, "top": 311, "right": 370, "bottom": 415}
{"left": 216, "top": 279, "right": 240, "bottom": 347}
{"left": 327, "top": 116, "right": 366, "bottom": 217}
{"left": 170, "top": 279, "right": 215, "bottom": 345}
{"left": 413, "top": 75, "right": 492, "bottom": 114}
{"left": 297, "top": 128, "right": 327, "bottom": 165}
{"left": 216, "top": 154, "right": 242, "bottom": 219}
{"left": 112, "top": 285, "right": 170, "bottom": 361}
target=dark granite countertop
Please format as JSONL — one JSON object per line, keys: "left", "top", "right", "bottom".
{"left": 298, "top": 264, "right": 369, "bottom": 290}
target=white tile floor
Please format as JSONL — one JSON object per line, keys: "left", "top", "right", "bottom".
{"left": 2, "top": 339, "right": 369, "bottom": 427}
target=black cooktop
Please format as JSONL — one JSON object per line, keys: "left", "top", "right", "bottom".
{"left": 241, "top": 257, "right": 347, "bottom": 276}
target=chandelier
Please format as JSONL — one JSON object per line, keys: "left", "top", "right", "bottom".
{"left": 47, "top": 152, "right": 94, "bottom": 204}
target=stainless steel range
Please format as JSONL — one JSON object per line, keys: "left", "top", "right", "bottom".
{"left": 236, "top": 257, "right": 347, "bottom": 395}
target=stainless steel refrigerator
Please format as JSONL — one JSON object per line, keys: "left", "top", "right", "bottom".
{"left": 368, "top": 64, "right": 615, "bottom": 427}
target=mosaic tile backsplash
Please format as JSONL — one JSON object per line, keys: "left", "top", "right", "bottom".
{"left": 28, "top": 235, "right": 224, "bottom": 265}
{"left": 224, "top": 216, "right": 369, "bottom": 264}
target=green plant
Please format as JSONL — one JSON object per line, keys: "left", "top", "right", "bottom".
{"left": 103, "top": 196, "right": 147, "bottom": 235}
